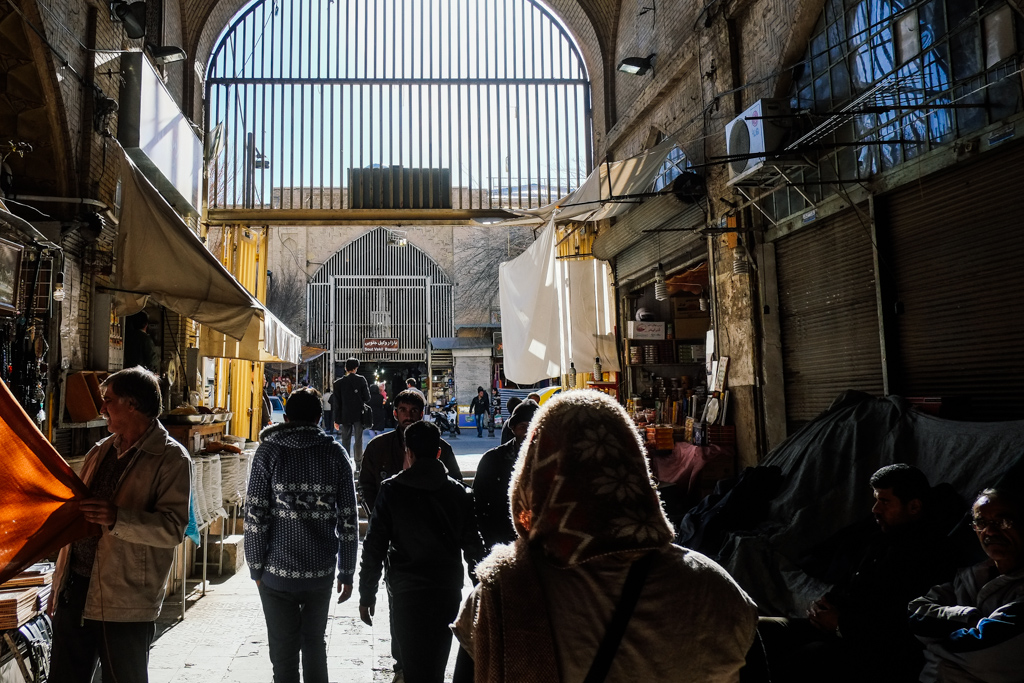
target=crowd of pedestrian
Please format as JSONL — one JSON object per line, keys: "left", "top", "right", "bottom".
{"left": 42, "top": 364, "right": 1024, "bottom": 683}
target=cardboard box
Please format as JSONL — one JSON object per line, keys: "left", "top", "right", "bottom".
{"left": 672, "top": 296, "right": 703, "bottom": 316}
{"left": 627, "top": 321, "right": 665, "bottom": 340}
{"left": 674, "top": 316, "right": 710, "bottom": 340}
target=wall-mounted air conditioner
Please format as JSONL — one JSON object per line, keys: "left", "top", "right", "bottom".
{"left": 724, "top": 99, "right": 792, "bottom": 186}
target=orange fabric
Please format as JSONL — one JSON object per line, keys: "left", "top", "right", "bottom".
{"left": 0, "top": 378, "right": 93, "bottom": 585}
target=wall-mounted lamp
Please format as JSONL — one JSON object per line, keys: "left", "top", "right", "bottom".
{"left": 618, "top": 54, "right": 655, "bottom": 76}
{"left": 149, "top": 45, "right": 187, "bottom": 65}
{"left": 110, "top": 1, "right": 148, "bottom": 40}
{"left": 386, "top": 229, "right": 408, "bottom": 247}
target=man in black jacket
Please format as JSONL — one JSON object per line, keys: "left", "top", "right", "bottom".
{"left": 473, "top": 399, "right": 538, "bottom": 549}
{"left": 469, "top": 386, "right": 490, "bottom": 437}
{"left": 359, "top": 421, "right": 485, "bottom": 683}
{"left": 358, "top": 389, "right": 463, "bottom": 516}
{"left": 332, "top": 357, "right": 370, "bottom": 470}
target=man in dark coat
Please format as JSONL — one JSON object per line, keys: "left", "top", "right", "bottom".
{"left": 469, "top": 386, "right": 491, "bottom": 438}
{"left": 359, "top": 420, "right": 485, "bottom": 683}
{"left": 331, "top": 357, "right": 370, "bottom": 471}
{"left": 473, "top": 399, "right": 538, "bottom": 549}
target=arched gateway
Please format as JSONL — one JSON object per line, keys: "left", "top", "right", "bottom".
{"left": 308, "top": 228, "right": 454, "bottom": 370}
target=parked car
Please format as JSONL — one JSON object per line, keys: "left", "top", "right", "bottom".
{"left": 269, "top": 395, "right": 285, "bottom": 424}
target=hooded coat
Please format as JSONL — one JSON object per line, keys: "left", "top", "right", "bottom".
{"left": 453, "top": 389, "right": 758, "bottom": 683}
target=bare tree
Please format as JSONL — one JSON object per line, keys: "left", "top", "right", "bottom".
{"left": 454, "top": 225, "right": 536, "bottom": 322}
{"left": 266, "top": 268, "right": 308, "bottom": 338}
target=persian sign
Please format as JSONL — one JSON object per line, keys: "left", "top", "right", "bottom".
{"left": 364, "top": 338, "right": 400, "bottom": 352}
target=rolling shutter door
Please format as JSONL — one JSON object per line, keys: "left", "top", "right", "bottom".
{"left": 881, "top": 142, "right": 1024, "bottom": 421}
{"left": 775, "top": 205, "right": 884, "bottom": 432}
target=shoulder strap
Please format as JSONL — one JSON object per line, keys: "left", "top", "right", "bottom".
{"left": 583, "top": 551, "right": 657, "bottom": 683}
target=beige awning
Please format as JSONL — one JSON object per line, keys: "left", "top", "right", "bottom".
{"left": 114, "top": 149, "right": 301, "bottom": 364}
{"left": 499, "top": 139, "right": 677, "bottom": 226}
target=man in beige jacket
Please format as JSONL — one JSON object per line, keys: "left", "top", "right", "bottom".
{"left": 48, "top": 366, "right": 192, "bottom": 683}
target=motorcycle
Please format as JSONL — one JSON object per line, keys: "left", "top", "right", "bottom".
{"left": 430, "top": 399, "right": 461, "bottom": 437}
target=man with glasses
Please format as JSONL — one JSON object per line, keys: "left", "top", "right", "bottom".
{"left": 910, "top": 487, "right": 1024, "bottom": 682}
{"left": 758, "top": 464, "right": 955, "bottom": 683}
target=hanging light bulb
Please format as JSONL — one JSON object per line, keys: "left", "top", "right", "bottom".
{"left": 699, "top": 293, "right": 709, "bottom": 311}
{"left": 654, "top": 263, "right": 668, "bottom": 301}
{"left": 733, "top": 243, "right": 751, "bottom": 275}
{"left": 52, "top": 271, "right": 66, "bottom": 302}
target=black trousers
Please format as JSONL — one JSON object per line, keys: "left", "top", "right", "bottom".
{"left": 49, "top": 573, "right": 156, "bottom": 683}
{"left": 257, "top": 583, "right": 333, "bottom": 683}
{"left": 391, "top": 588, "right": 462, "bottom": 683}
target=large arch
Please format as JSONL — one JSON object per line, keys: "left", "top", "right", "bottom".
{"left": 201, "top": 0, "right": 598, "bottom": 213}
{"left": 186, "top": 0, "right": 607, "bottom": 166}
{"left": 308, "top": 227, "right": 454, "bottom": 364}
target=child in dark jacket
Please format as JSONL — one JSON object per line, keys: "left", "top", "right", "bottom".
{"left": 358, "top": 420, "right": 485, "bottom": 683}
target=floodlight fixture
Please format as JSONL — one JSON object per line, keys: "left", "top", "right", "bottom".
{"left": 618, "top": 55, "right": 655, "bottom": 76}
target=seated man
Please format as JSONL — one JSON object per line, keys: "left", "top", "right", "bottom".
{"left": 358, "top": 421, "right": 485, "bottom": 683}
{"left": 909, "top": 487, "right": 1024, "bottom": 683}
{"left": 759, "top": 464, "right": 956, "bottom": 683}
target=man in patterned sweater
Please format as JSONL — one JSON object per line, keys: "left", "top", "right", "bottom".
{"left": 244, "top": 387, "right": 358, "bottom": 683}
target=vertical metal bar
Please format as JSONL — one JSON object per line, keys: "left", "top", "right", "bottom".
{"left": 456, "top": 0, "right": 463, "bottom": 208}
{"left": 483, "top": 0, "right": 492, "bottom": 208}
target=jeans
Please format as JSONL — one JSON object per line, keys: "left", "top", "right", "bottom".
{"left": 475, "top": 413, "right": 485, "bottom": 437}
{"left": 49, "top": 573, "right": 156, "bottom": 683}
{"left": 339, "top": 421, "right": 365, "bottom": 469}
{"left": 257, "top": 583, "right": 333, "bottom": 683}
{"left": 391, "top": 588, "right": 462, "bottom": 683}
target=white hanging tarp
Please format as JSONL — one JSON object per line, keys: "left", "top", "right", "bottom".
{"left": 499, "top": 221, "right": 562, "bottom": 384}
{"left": 114, "top": 149, "right": 300, "bottom": 364}
{"left": 559, "top": 258, "right": 621, "bottom": 374}
{"left": 499, "top": 221, "right": 620, "bottom": 384}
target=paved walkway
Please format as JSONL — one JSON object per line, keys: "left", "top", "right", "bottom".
{"left": 151, "top": 559, "right": 472, "bottom": 683}
{"left": 148, "top": 428, "right": 494, "bottom": 683}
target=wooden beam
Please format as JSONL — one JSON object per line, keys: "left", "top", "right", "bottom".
{"left": 204, "top": 208, "right": 516, "bottom": 226}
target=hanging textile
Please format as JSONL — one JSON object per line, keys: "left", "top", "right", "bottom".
{"left": 560, "top": 258, "right": 621, "bottom": 374}
{"left": 0, "top": 380, "right": 92, "bottom": 585}
{"left": 499, "top": 221, "right": 562, "bottom": 384}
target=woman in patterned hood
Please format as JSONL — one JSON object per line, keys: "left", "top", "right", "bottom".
{"left": 453, "top": 389, "right": 758, "bottom": 683}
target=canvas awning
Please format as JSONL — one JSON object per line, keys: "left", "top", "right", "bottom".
{"left": 500, "top": 139, "right": 677, "bottom": 226}
{"left": 113, "top": 149, "right": 301, "bottom": 364}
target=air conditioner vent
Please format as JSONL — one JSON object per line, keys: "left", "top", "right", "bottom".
{"left": 724, "top": 99, "right": 798, "bottom": 187}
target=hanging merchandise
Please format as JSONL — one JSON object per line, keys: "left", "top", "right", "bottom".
{"left": 593, "top": 357, "right": 602, "bottom": 380}
{"left": 567, "top": 362, "right": 577, "bottom": 388}
{"left": 654, "top": 263, "right": 668, "bottom": 300}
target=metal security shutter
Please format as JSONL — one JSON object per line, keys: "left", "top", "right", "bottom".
{"left": 593, "top": 196, "right": 703, "bottom": 260}
{"left": 776, "top": 205, "right": 884, "bottom": 432}
{"left": 881, "top": 142, "right": 1024, "bottom": 421}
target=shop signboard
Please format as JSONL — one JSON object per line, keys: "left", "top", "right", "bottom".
{"left": 364, "top": 338, "right": 400, "bottom": 352}
{"left": 627, "top": 321, "right": 665, "bottom": 340}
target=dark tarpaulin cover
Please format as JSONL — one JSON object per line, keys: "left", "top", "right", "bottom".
{"left": 0, "top": 378, "right": 93, "bottom": 585}
{"left": 687, "top": 391, "right": 1024, "bottom": 617}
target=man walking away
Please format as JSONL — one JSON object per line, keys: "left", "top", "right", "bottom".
{"left": 474, "top": 400, "right": 539, "bottom": 549}
{"left": 244, "top": 388, "right": 358, "bottom": 683}
{"left": 469, "top": 386, "right": 490, "bottom": 438}
{"left": 359, "top": 421, "right": 485, "bottom": 683}
{"left": 333, "top": 357, "right": 371, "bottom": 470}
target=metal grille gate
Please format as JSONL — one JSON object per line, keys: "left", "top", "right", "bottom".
{"left": 308, "top": 227, "right": 454, "bottom": 365}
{"left": 205, "top": 0, "right": 593, "bottom": 212}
